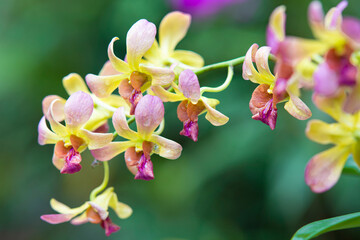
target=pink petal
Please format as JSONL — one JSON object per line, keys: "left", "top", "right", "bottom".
{"left": 112, "top": 107, "right": 138, "bottom": 140}
{"left": 343, "top": 82, "right": 360, "bottom": 114}
{"left": 135, "top": 95, "right": 164, "bottom": 138}
{"left": 305, "top": 145, "right": 350, "bottom": 193}
{"left": 107, "top": 37, "right": 130, "bottom": 73}
{"left": 99, "top": 60, "right": 121, "bottom": 76}
{"left": 313, "top": 62, "right": 339, "bottom": 96}
{"left": 266, "top": 6, "right": 286, "bottom": 54}
{"left": 38, "top": 116, "right": 59, "bottom": 145}
{"left": 41, "top": 214, "right": 74, "bottom": 224}
{"left": 86, "top": 73, "right": 126, "bottom": 98}
{"left": 134, "top": 153, "right": 154, "bottom": 181}
{"left": 308, "top": 1, "right": 324, "bottom": 25}
{"left": 178, "top": 69, "right": 200, "bottom": 103}
{"left": 101, "top": 217, "right": 121, "bottom": 237}
{"left": 79, "top": 129, "right": 113, "bottom": 150}
{"left": 126, "top": 19, "right": 156, "bottom": 69}
{"left": 91, "top": 142, "right": 135, "bottom": 161}
{"left": 180, "top": 119, "right": 198, "bottom": 142}
{"left": 64, "top": 91, "right": 93, "bottom": 129}
{"left": 60, "top": 148, "right": 82, "bottom": 174}
{"left": 70, "top": 212, "right": 89, "bottom": 225}
{"left": 342, "top": 17, "right": 360, "bottom": 44}
{"left": 327, "top": 1, "right": 348, "bottom": 29}
{"left": 42, "top": 95, "right": 65, "bottom": 122}
{"left": 151, "top": 135, "right": 182, "bottom": 159}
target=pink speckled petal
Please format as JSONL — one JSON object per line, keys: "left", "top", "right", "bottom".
{"left": 112, "top": 107, "right": 138, "bottom": 140}
{"left": 64, "top": 91, "right": 94, "bottom": 130}
{"left": 305, "top": 145, "right": 350, "bottom": 193}
{"left": 38, "top": 116, "right": 60, "bottom": 145}
{"left": 107, "top": 37, "right": 130, "bottom": 73}
{"left": 126, "top": 19, "right": 156, "bottom": 69}
{"left": 178, "top": 69, "right": 200, "bottom": 103}
{"left": 159, "top": 11, "right": 191, "bottom": 53}
{"left": 135, "top": 95, "right": 164, "bottom": 138}
{"left": 91, "top": 141, "right": 135, "bottom": 161}
{"left": 140, "top": 64, "right": 175, "bottom": 86}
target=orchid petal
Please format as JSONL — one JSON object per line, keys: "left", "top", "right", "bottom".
{"left": 284, "top": 94, "right": 312, "bottom": 120}
{"left": 78, "top": 129, "right": 113, "bottom": 150}
{"left": 305, "top": 145, "right": 350, "bottom": 193}
{"left": 343, "top": 82, "right": 360, "bottom": 114}
{"left": 52, "top": 151, "right": 65, "bottom": 170}
{"left": 139, "top": 64, "right": 175, "bottom": 86}
{"left": 42, "top": 95, "right": 65, "bottom": 121}
{"left": 86, "top": 73, "right": 128, "bottom": 98}
{"left": 171, "top": 50, "right": 204, "bottom": 68}
{"left": 124, "top": 147, "right": 142, "bottom": 176}
{"left": 313, "top": 62, "right": 339, "bottom": 96}
{"left": 109, "top": 193, "right": 133, "bottom": 219}
{"left": 342, "top": 17, "right": 360, "bottom": 46}
{"left": 306, "top": 119, "right": 354, "bottom": 145}
{"left": 112, "top": 107, "right": 138, "bottom": 140}
{"left": 64, "top": 91, "right": 93, "bottom": 130}
{"left": 135, "top": 95, "right": 164, "bottom": 138}
{"left": 70, "top": 212, "right": 89, "bottom": 225}
{"left": 352, "top": 142, "right": 360, "bottom": 167}
{"left": 324, "top": 1, "right": 347, "bottom": 30}
{"left": 201, "top": 97, "right": 229, "bottom": 126}
{"left": 101, "top": 217, "right": 121, "bottom": 236}
{"left": 267, "top": 5, "right": 286, "bottom": 53}
{"left": 62, "top": 73, "right": 90, "bottom": 95}
{"left": 179, "top": 69, "right": 200, "bottom": 103}
{"left": 151, "top": 135, "right": 182, "bottom": 159}
{"left": 91, "top": 141, "right": 135, "bottom": 161}
{"left": 159, "top": 11, "right": 191, "bottom": 54}
{"left": 255, "top": 46, "right": 275, "bottom": 80}
{"left": 38, "top": 116, "right": 60, "bottom": 145}
{"left": 47, "top": 100, "right": 68, "bottom": 137}
{"left": 308, "top": 1, "right": 324, "bottom": 25}
{"left": 108, "top": 37, "right": 131, "bottom": 73}
{"left": 88, "top": 202, "right": 109, "bottom": 220}
{"left": 41, "top": 214, "right": 75, "bottom": 224}
{"left": 126, "top": 19, "right": 156, "bottom": 70}
{"left": 143, "top": 39, "right": 162, "bottom": 63}
{"left": 50, "top": 198, "right": 89, "bottom": 215}
{"left": 151, "top": 86, "right": 185, "bottom": 102}
{"left": 99, "top": 60, "right": 121, "bottom": 76}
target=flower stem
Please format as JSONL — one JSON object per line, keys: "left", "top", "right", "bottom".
{"left": 200, "top": 66, "right": 234, "bottom": 94}
{"left": 90, "top": 161, "right": 109, "bottom": 201}
{"left": 194, "top": 54, "right": 276, "bottom": 75}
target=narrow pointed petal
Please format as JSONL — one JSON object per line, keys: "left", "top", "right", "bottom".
{"left": 324, "top": 1, "right": 347, "bottom": 30}
{"left": 308, "top": 1, "right": 324, "bottom": 25}
{"left": 86, "top": 73, "right": 127, "bottom": 98}
{"left": 112, "top": 107, "right": 138, "bottom": 140}
{"left": 255, "top": 46, "right": 275, "bottom": 80}
{"left": 151, "top": 135, "right": 182, "bottom": 159}
{"left": 306, "top": 119, "right": 354, "bottom": 145}
{"left": 42, "top": 95, "right": 65, "bottom": 121}
{"left": 108, "top": 37, "right": 131, "bottom": 73}
{"left": 171, "top": 50, "right": 204, "bottom": 68}
{"left": 62, "top": 73, "right": 90, "bottom": 95}
{"left": 284, "top": 94, "right": 312, "bottom": 120}
{"left": 179, "top": 69, "right": 200, "bottom": 103}
{"left": 48, "top": 100, "right": 68, "bottom": 137}
{"left": 78, "top": 129, "right": 113, "bottom": 150}
{"left": 135, "top": 95, "right": 164, "bottom": 138}
{"left": 109, "top": 193, "right": 133, "bottom": 219}
{"left": 126, "top": 19, "right": 156, "bottom": 69}
{"left": 151, "top": 86, "right": 185, "bottom": 102}
{"left": 159, "top": 11, "right": 191, "bottom": 53}
{"left": 64, "top": 91, "right": 93, "bottom": 130}
{"left": 140, "top": 64, "right": 175, "bottom": 86}
{"left": 91, "top": 141, "right": 135, "bottom": 161}
{"left": 99, "top": 60, "right": 121, "bottom": 76}
{"left": 202, "top": 97, "right": 229, "bottom": 126}
{"left": 38, "top": 116, "right": 60, "bottom": 145}
{"left": 50, "top": 198, "right": 89, "bottom": 215}
{"left": 41, "top": 214, "right": 74, "bottom": 224}
{"left": 70, "top": 212, "right": 89, "bottom": 225}
{"left": 267, "top": 5, "right": 286, "bottom": 53}
{"left": 305, "top": 145, "right": 350, "bottom": 193}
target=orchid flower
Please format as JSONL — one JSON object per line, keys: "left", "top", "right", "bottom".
{"left": 143, "top": 11, "right": 204, "bottom": 70}
{"left": 243, "top": 44, "right": 311, "bottom": 130}
{"left": 42, "top": 70, "right": 129, "bottom": 133}
{"left": 305, "top": 92, "right": 360, "bottom": 193}
{"left": 41, "top": 187, "right": 132, "bottom": 236}
{"left": 38, "top": 91, "right": 113, "bottom": 174}
{"left": 86, "top": 20, "right": 175, "bottom": 114}
{"left": 307, "top": 1, "right": 360, "bottom": 113}
{"left": 91, "top": 95, "right": 182, "bottom": 180}
{"left": 151, "top": 69, "right": 229, "bottom": 141}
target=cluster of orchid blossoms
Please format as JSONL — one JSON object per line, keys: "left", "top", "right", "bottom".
{"left": 37, "top": 1, "right": 360, "bottom": 236}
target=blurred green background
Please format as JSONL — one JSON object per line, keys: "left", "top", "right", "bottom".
{"left": 1, "top": 0, "right": 360, "bottom": 239}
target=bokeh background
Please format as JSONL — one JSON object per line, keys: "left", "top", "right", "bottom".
{"left": 1, "top": 0, "right": 360, "bottom": 239}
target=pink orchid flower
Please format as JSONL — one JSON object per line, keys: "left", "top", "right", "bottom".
{"left": 38, "top": 91, "right": 113, "bottom": 174}
{"left": 143, "top": 11, "right": 204, "bottom": 70}
{"left": 91, "top": 95, "right": 182, "bottom": 180}
{"left": 86, "top": 20, "right": 175, "bottom": 114}
{"left": 41, "top": 187, "right": 132, "bottom": 236}
{"left": 243, "top": 44, "right": 311, "bottom": 130}
{"left": 151, "top": 69, "right": 229, "bottom": 141}
{"left": 305, "top": 92, "right": 360, "bottom": 193}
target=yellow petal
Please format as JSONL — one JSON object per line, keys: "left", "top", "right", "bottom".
{"left": 109, "top": 192, "right": 133, "bottom": 219}
{"left": 269, "top": 5, "right": 286, "bottom": 42}
{"left": 284, "top": 94, "right": 312, "bottom": 120}
{"left": 50, "top": 198, "right": 89, "bottom": 215}
{"left": 159, "top": 11, "right": 191, "bottom": 54}
{"left": 171, "top": 50, "right": 204, "bottom": 68}
{"left": 150, "top": 86, "right": 185, "bottom": 102}
{"left": 62, "top": 73, "right": 90, "bottom": 95}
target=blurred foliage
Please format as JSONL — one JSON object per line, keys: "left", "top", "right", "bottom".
{"left": 1, "top": 0, "right": 360, "bottom": 239}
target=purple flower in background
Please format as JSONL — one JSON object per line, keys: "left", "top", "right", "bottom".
{"left": 170, "top": 0, "right": 245, "bottom": 18}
